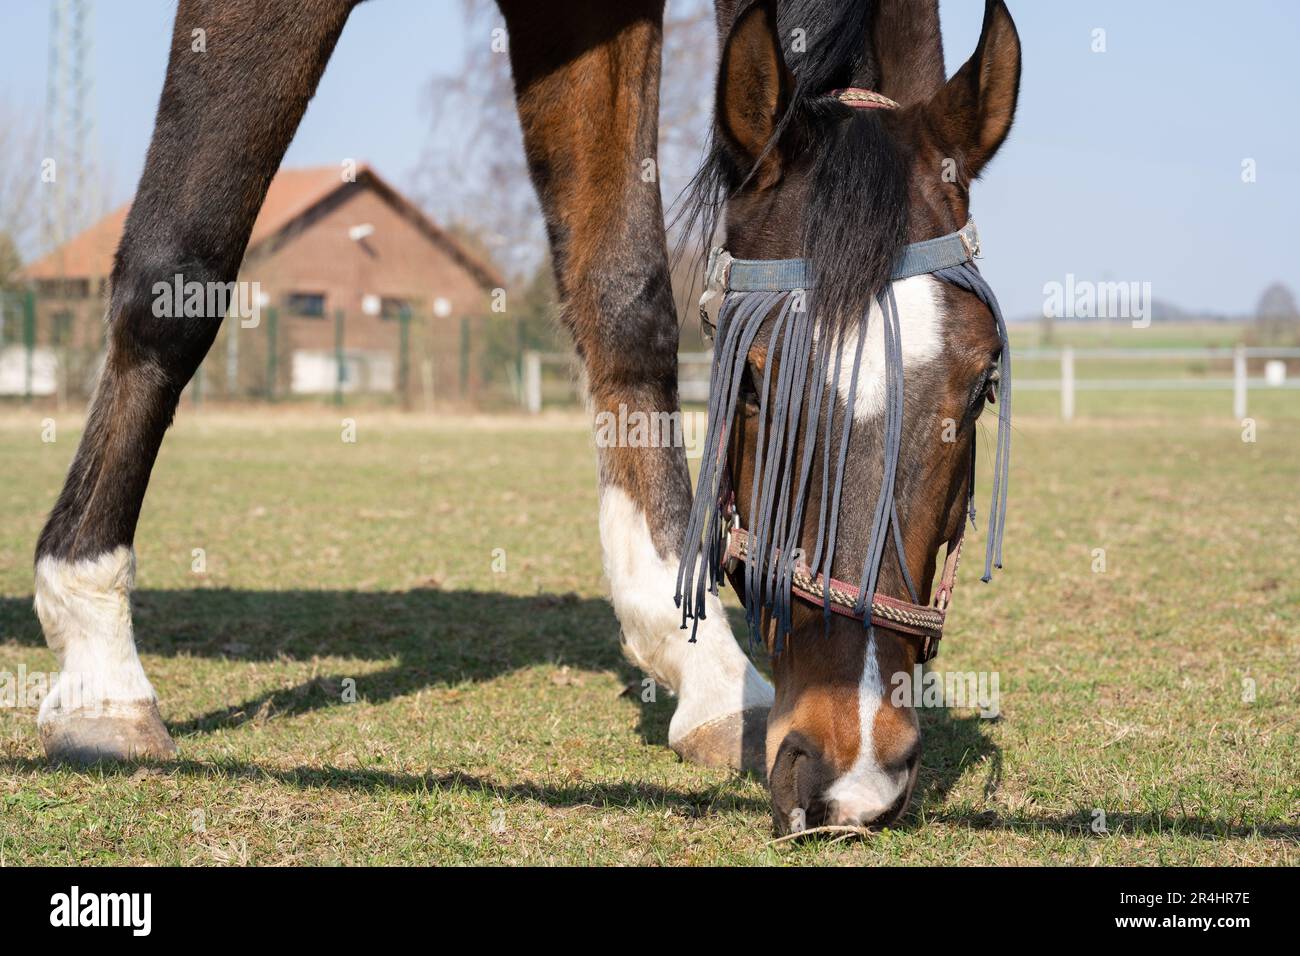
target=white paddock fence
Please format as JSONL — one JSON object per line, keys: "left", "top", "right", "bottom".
{"left": 522, "top": 346, "right": 1300, "bottom": 421}
{"left": 1021, "top": 345, "right": 1300, "bottom": 421}
{"left": 521, "top": 351, "right": 714, "bottom": 414}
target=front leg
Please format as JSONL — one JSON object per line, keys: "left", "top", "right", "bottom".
{"left": 33, "top": 0, "right": 357, "bottom": 762}
{"left": 499, "top": 0, "right": 771, "bottom": 771}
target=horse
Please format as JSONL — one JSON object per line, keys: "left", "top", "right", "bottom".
{"left": 680, "top": 0, "right": 1019, "bottom": 831}
{"left": 31, "top": 0, "right": 1019, "bottom": 833}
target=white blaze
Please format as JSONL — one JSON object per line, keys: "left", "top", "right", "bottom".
{"left": 824, "top": 634, "right": 910, "bottom": 824}
{"left": 824, "top": 275, "right": 941, "bottom": 821}
{"left": 833, "top": 274, "right": 944, "bottom": 420}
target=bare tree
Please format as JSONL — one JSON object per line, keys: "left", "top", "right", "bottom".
{"left": 409, "top": 0, "right": 716, "bottom": 288}
{"left": 1255, "top": 282, "right": 1299, "bottom": 345}
{"left": 0, "top": 98, "right": 43, "bottom": 286}
{"left": 660, "top": 0, "right": 719, "bottom": 225}
{"left": 409, "top": 2, "right": 539, "bottom": 284}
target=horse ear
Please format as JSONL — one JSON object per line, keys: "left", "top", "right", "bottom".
{"left": 717, "top": 0, "right": 793, "bottom": 188}
{"left": 924, "top": 0, "right": 1021, "bottom": 181}
{"left": 871, "top": 0, "right": 946, "bottom": 107}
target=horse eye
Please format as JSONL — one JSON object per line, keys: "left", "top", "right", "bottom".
{"left": 740, "top": 363, "right": 761, "bottom": 406}
{"left": 975, "top": 367, "right": 999, "bottom": 407}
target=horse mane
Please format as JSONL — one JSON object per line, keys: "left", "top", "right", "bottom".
{"left": 672, "top": 0, "right": 910, "bottom": 335}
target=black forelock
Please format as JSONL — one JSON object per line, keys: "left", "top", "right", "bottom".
{"left": 675, "top": 0, "right": 910, "bottom": 335}
{"left": 800, "top": 99, "right": 909, "bottom": 334}
{"left": 774, "top": 0, "right": 877, "bottom": 92}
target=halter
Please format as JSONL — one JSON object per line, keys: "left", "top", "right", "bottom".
{"left": 675, "top": 89, "right": 1012, "bottom": 662}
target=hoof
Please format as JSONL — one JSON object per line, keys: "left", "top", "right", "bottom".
{"left": 40, "top": 701, "right": 178, "bottom": 765}
{"left": 671, "top": 706, "right": 769, "bottom": 777}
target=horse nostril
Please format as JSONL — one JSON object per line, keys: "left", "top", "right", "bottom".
{"left": 768, "top": 731, "right": 836, "bottom": 835}
{"left": 781, "top": 802, "right": 828, "bottom": 836}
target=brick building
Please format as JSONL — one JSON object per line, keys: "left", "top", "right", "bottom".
{"left": 17, "top": 164, "right": 505, "bottom": 399}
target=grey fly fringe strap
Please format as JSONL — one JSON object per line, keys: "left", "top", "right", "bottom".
{"left": 675, "top": 220, "right": 1009, "bottom": 659}
{"left": 934, "top": 261, "right": 1012, "bottom": 580}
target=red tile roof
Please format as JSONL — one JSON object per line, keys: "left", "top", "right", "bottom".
{"left": 22, "top": 205, "right": 130, "bottom": 282}
{"left": 22, "top": 164, "right": 504, "bottom": 291}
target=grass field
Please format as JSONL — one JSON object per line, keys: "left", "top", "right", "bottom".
{"left": 1, "top": 391, "right": 1297, "bottom": 865}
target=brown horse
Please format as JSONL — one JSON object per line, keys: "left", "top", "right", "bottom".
{"left": 687, "top": 0, "right": 1019, "bottom": 832}
{"left": 32, "top": 0, "right": 1019, "bottom": 833}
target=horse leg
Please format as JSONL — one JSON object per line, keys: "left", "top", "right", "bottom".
{"left": 498, "top": 0, "right": 773, "bottom": 772}
{"left": 34, "top": 0, "right": 358, "bottom": 762}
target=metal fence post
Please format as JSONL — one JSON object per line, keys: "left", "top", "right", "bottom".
{"left": 515, "top": 316, "right": 525, "bottom": 393}
{"left": 398, "top": 305, "right": 411, "bottom": 408}
{"left": 265, "top": 306, "right": 278, "bottom": 401}
{"left": 1233, "top": 344, "right": 1247, "bottom": 420}
{"left": 421, "top": 357, "right": 434, "bottom": 410}
{"left": 1061, "top": 346, "right": 1075, "bottom": 422}
{"left": 459, "top": 316, "right": 470, "bottom": 400}
{"left": 523, "top": 350, "right": 542, "bottom": 414}
{"left": 334, "top": 307, "right": 345, "bottom": 406}
{"left": 226, "top": 313, "right": 239, "bottom": 397}
{"left": 23, "top": 289, "right": 36, "bottom": 402}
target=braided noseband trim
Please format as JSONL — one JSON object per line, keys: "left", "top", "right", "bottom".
{"left": 830, "top": 88, "right": 901, "bottom": 110}
{"left": 726, "top": 526, "right": 948, "bottom": 640}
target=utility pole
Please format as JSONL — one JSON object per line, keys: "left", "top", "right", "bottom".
{"left": 43, "top": 0, "right": 97, "bottom": 258}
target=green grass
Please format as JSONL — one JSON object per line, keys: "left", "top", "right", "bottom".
{"left": 0, "top": 396, "right": 1297, "bottom": 865}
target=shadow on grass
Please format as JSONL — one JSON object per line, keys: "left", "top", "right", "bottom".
{"left": 908, "top": 710, "right": 1299, "bottom": 842}
{"left": 0, "top": 756, "right": 769, "bottom": 814}
{"left": 915, "top": 707, "right": 1003, "bottom": 812}
{"left": 2, "top": 749, "right": 1293, "bottom": 840}
{"left": 6, "top": 581, "right": 1294, "bottom": 842}
{"left": 1, "top": 592, "right": 1053, "bottom": 831}
{"left": 0, "top": 587, "right": 682, "bottom": 744}
{"left": 921, "top": 809, "right": 1300, "bottom": 842}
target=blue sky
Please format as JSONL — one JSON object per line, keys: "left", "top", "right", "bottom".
{"left": 2, "top": 0, "right": 1297, "bottom": 319}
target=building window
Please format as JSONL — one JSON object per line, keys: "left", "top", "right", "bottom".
{"left": 35, "top": 278, "right": 90, "bottom": 300}
{"left": 286, "top": 292, "right": 326, "bottom": 318}
{"left": 51, "top": 311, "right": 74, "bottom": 346}
{"left": 380, "top": 297, "right": 413, "bottom": 320}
